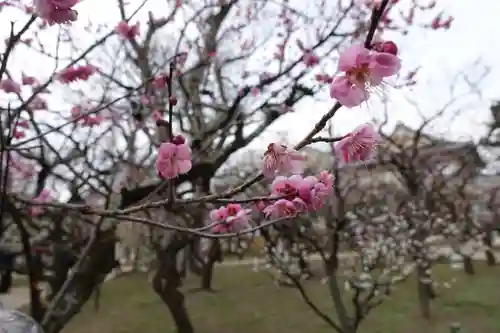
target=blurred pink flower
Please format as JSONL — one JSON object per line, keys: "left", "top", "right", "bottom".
{"left": 302, "top": 51, "right": 319, "bottom": 67}
{"left": 152, "top": 74, "right": 168, "bottom": 90}
{"left": 262, "top": 143, "right": 307, "bottom": 179}
{"left": 330, "top": 43, "right": 401, "bottom": 107}
{"left": 70, "top": 105, "right": 82, "bottom": 119}
{"left": 267, "top": 173, "right": 333, "bottom": 214}
{"left": 30, "top": 189, "right": 52, "bottom": 217}
{"left": 155, "top": 138, "right": 192, "bottom": 179}
{"left": 82, "top": 115, "right": 103, "bottom": 127}
{"left": 12, "top": 129, "right": 25, "bottom": 139}
{"left": 263, "top": 199, "right": 298, "bottom": 219}
{"left": 115, "top": 21, "right": 140, "bottom": 39}
{"left": 210, "top": 204, "right": 251, "bottom": 233}
{"left": 151, "top": 110, "right": 163, "bottom": 122}
{"left": 57, "top": 65, "right": 95, "bottom": 83}
{"left": 22, "top": 73, "right": 37, "bottom": 85}
{"left": 372, "top": 41, "right": 399, "bottom": 56}
{"left": 334, "top": 123, "right": 381, "bottom": 165}
{"left": 27, "top": 96, "right": 47, "bottom": 111}
{"left": 33, "top": 0, "right": 79, "bottom": 25}
{"left": 0, "top": 78, "right": 21, "bottom": 94}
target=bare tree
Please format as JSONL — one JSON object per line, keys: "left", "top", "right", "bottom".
{"left": 0, "top": 0, "right": 455, "bottom": 333}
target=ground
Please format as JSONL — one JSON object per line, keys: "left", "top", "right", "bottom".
{"left": 59, "top": 262, "right": 500, "bottom": 333}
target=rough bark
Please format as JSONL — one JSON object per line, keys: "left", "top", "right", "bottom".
{"left": 200, "top": 240, "right": 221, "bottom": 290}
{"left": 41, "top": 229, "right": 119, "bottom": 333}
{"left": 484, "top": 227, "right": 497, "bottom": 266}
{"left": 462, "top": 255, "right": 475, "bottom": 275}
{"left": 416, "top": 265, "right": 432, "bottom": 320}
{"left": 152, "top": 235, "right": 194, "bottom": 333}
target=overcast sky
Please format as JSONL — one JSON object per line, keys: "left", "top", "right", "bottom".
{"left": 2, "top": 0, "right": 499, "bottom": 150}
{"left": 68, "top": 0, "right": 500, "bottom": 144}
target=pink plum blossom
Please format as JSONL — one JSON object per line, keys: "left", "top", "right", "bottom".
{"left": 334, "top": 123, "right": 381, "bottom": 165}
{"left": 12, "top": 129, "right": 25, "bottom": 139}
{"left": 57, "top": 65, "right": 96, "bottom": 83}
{"left": 297, "top": 40, "right": 319, "bottom": 67}
{"left": 210, "top": 204, "right": 252, "bottom": 233}
{"left": 70, "top": 105, "right": 82, "bottom": 119}
{"left": 22, "top": 73, "right": 37, "bottom": 85}
{"left": 329, "top": 43, "right": 401, "bottom": 107}
{"left": 372, "top": 41, "right": 398, "bottom": 56}
{"left": 0, "top": 78, "right": 21, "bottom": 94}
{"left": 69, "top": 105, "right": 103, "bottom": 126}
{"left": 263, "top": 199, "right": 298, "bottom": 219}
{"left": 152, "top": 74, "right": 168, "bottom": 90}
{"left": 7, "top": 152, "right": 35, "bottom": 180}
{"left": 27, "top": 96, "right": 48, "bottom": 111}
{"left": 302, "top": 51, "right": 319, "bottom": 67}
{"left": 265, "top": 173, "right": 334, "bottom": 217}
{"left": 33, "top": 0, "right": 79, "bottom": 25}
{"left": 82, "top": 115, "right": 103, "bottom": 127}
{"left": 262, "top": 143, "right": 307, "bottom": 178}
{"left": 30, "top": 189, "right": 52, "bottom": 216}
{"left": 151, "top": 110, "right": 163, "bottom": 122}
{"left": 155, "top": 136, "right": 192, "bottom": 179}
{"left": 115, "top": 21, "right": 140, "bottom": 40}
{"left": 17, "top": 120, "right": 29, "bottom": 129}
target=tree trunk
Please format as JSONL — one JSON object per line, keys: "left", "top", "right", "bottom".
{"left": 484, "top": 228, "right": 496, "bottom": 266}
{"left": 462, "top": 255, "right": 475, "bottom": 275}
{"left": 0, "top": 252, "right": 14, "bottom": 294}
{"left": 200, "top": 240, "right": 221, "bottom": 290}
{"left": 416, "top": 266, "right": 432, "bottom": 319}
{"left": 153, "top": 271, "right": 194, "bottom": 333}
{"left": 153, "top": 236, "right": 194, "bottom": 333}
{"left": 49, "top": 219, "right": 73, "bottom": 302}
{"left": 42, "top": 229, "right": 119, "bottom": 333}
{"left": 188, "top": 239, "right": 203, "bottom": 276}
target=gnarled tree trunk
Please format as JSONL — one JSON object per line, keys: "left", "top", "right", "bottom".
{"left": 484, "top": 225, "right": 496, "bottom": 266}
{"left": 462, "top": 255, "right": 475, "bottom": 275}
{"left": 416, "top": 265, "right": 432, "bottom": 319}
{"left": 41, "top": 228, "right": 119, "bottom": 333}
{"left": 152, "top": 235, "right": 194, "bottom": 333}
{"left": 200, "top": 240, "right": 221, "bottom": 291}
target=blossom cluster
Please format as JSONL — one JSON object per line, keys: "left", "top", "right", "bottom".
{"left": 15, "top": 2, "right": 400, "bottom": 235}
{"left": 330, "top": 42, "right": 400, "bottom": 107}
{"left": 33, "top": 0, "right": 79, "bottom": 25}
{"left": 150, "top": 40, "right": 401, "bottom": 234}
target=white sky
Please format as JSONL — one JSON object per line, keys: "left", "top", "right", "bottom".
{"left": 75, "top": 0, "right": 500, "bottom": 145}
{"left": 2, "top": 0, "right": 499, "bottom": 151}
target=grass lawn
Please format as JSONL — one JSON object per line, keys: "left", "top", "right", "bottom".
{"left": 62, "top": 263, "right": 500, "bottom": 333}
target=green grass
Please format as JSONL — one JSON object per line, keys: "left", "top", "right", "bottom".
{"left": 62, "top": 263, "right": 500, "bottom": 333}
{"left": 13, "top": 274, "right": 29, "bottom": 287}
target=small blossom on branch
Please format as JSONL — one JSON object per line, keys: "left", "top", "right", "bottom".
{"left": 302, "top": 51, "right": 319, "bottom": 67}
{"left": 262, "top": 143, "right": 307, "bottom": 179}
{"left": 334, "top": 123, "right": 381, "bottom": 165}
{"left": 329, "top": 42, "right": 401, "bottom": 107}
{"left": 33, "top": 0, "right": 79, "bottom": 25}
{"left": 210, "top": 204, "right": 252, "bottom": 233}
{"left": 263, "top": 198, "right": 299, "bottom": 219}
{"left": 57, "top": 65, "right": 96, "bottom": 83}
{"left": 155, "top": 135, "right": 192, "bottom": 179}
{"left": 26, "top": 96, "right": 48, "bottom": 111}
{"left": 115, "top": 21, "right": 140, "bottom": 40}
{"left": 0, "top": 78, "right": 21, "bottom": 94}
{"left": 264, "top": 172, "right": 334, "bottom": 218}
{"left": 21, "top": 73, "right": 37, "bottom": 86}
{"left": 30, "top": 189, "right": 52, "bottom": 216}
{"left": 297, "top": 39, "right": 319, "bottom": 67}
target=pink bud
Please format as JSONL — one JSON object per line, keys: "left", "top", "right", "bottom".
{"left": 372, "top": 41, "right": 398, "bottom": 56}
{"left": 169, "top": 96, "right": 178, "bottom": 106}
{"left": 172, "top": 135, "right": 185, "bottom": 145}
